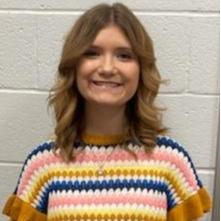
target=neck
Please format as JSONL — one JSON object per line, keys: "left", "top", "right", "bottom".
{"left": 83, "top": 102, "right": 129, "bottom": 136}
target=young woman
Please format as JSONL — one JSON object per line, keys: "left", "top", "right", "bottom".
{"left": 3, "top": 3, "right": 212, "bottom": 221}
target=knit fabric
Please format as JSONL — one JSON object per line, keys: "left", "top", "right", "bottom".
{"left": 2, "top": 135, "right": 212, "bottom": 221}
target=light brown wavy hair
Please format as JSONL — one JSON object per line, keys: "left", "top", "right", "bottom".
{"left": 48, "top": 2, "right": 169, "bottom": 162}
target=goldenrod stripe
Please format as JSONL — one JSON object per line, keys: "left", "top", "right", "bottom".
{"left": 168, "top": 187, "right": 213, "bottom": 221}
{"left": 2, "top": 195, "right": 47, "bottom": 221}
{"left": 166, "top": 166, "right": 197, "bottom": 200}
{"left": 23, "top": 165, "right": 168, "bottom": 203}
{"left": 49, "top": 206, "right": 166, "bottom": 221}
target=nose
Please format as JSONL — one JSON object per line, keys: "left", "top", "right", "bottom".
{"left": 98, "top": 54, "right": 116, "bottom": 75}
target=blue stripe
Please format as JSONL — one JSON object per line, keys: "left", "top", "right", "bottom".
{"left": 14, "top": 142, "right": 53, "bottom": 195}
{"left": 157, "top": 136, "right": 203, "bottom": 210}
{"left": 156, "top": 136, "right": 202, "bottom": 188}
{"left": 36, "top": 185, "right": 50, "bottom": 214}
{"left": 165, "top": 186, "right": 176, "bottom": 210}
{"left": 50, "top": 178, "right": 167, "bottom": 193}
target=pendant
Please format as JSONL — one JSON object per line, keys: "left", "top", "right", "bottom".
{"left": 97, "top": 167, "right": 103, "bottom": 175}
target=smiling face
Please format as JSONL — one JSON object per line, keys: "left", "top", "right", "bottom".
{"left": 76, "top": 24, "right": 140, "bottom": 108}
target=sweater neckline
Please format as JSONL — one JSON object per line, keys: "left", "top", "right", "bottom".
{"left": 81, "top": 132, "right": 132, "bottom": 146}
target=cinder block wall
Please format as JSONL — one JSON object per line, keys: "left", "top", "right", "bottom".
{"left": 0, "top": 1, "right": 219, "bottom": 221}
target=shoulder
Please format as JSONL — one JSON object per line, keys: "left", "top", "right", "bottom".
{"left": 155, "top": 135, "right": 203, "bottom": 186}
{"left": 11, "top": 141, "right": 55, "bottom": 215}
{"left": 156, "top": 136, "right": 212, "bottom": 219}
{"left": 18, "top": 140, "right": 56, "bottom": 178}
{"left": 15, "top": 140, "right": 56, "bottom": 195}
{"left": 25, "top": 140, "right": 55, "bottom": 162}
{"left": 156, "top": 135, "right": 191, "bottom": 158}
{"left": 155, "top": 135, "right": 199, "bottom": 179}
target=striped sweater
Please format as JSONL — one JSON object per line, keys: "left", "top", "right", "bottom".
{"left": 3, "top": 134, "right": 212, "bottom": 221}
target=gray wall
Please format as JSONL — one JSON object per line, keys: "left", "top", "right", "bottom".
{"left": 0, "top": 1, "right": 219, "bottom": 221}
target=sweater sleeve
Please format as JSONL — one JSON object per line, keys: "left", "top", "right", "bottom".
{"left": 158, "top": 137, "right": 213, "bottom": 221}
{"left": 2, "top": 142, "right": 53, "bottom": 221}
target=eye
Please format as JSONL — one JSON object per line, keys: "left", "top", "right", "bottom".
{"left": 84, "top": 50, "right": 99, "bottom": 58}
{"left": 117, "top": 52, "right": 133, "bottom": 60}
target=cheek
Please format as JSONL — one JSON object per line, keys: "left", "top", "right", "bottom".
{"left": 76, "top": 71, "right": 87, "bottom": 96}
{"left": 130, "top": 65, "right": 140, "bottom": 88}
{"left": 78, "top": 60, "right": 97, "bottom": 74}
{"left": 123, "top": 67, "right": 140, "bottom": 100}
{"left": 76, "top": 61, "right": 96, "bottom": 84}
{"left": 131, "top": 75, "right": 140, "bottom": 95}
{"left": 76, "top": 62, "right": 90, "bottom": 85}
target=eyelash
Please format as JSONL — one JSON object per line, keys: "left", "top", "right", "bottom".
{"left": 84, "top": 50, "right": 133, "bottom": 60}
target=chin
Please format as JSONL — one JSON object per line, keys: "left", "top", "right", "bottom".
{"left": 92, "top": 99, "right": 125, "bottom": 107}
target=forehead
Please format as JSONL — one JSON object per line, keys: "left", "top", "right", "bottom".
{"left": 92, "top": 24, "right": 132, "bottom": 48}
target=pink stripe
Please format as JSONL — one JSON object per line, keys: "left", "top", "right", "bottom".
{"left": 17, "top": 152, "right": 62, "bottom": 195}
{"left": 48, "top": 192, "right": 167, "bottom": 210}
{"left": 154, "top": 150, "right": 198, "bottom": 190}
{"left": 17, "top": 144, "right": 198, "bottom": 196}
{"left": 79, "top": 147, "right": 198, "bottom": 190}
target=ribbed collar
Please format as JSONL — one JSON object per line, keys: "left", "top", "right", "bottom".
{"left": 81, "top": 132, "right": 132, "bottom": 146}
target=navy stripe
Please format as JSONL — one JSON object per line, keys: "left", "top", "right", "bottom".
{"left": 36, "top": 185, "right": 50, "bottom": 214}
{"left": 15, "top": 142, "right": 53, "bottom": 194}
{"left": 156, "top": 136, "right": 203, "bottom": 188}
{"left": 50, "top": 178, "right": 167, "bottom": 193}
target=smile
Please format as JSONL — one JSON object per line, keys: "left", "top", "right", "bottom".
{"left": 92, "top": 81, "right": 122, "bottom": 88}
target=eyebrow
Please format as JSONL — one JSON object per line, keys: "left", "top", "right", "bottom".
{"left": 90, "top": 44, "right": 133, "bottom": 51}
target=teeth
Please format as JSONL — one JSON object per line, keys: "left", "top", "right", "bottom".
{"left": 93, "top": 82, "right": 120, "bottom": 88}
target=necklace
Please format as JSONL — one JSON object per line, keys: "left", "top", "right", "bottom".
{"left": 82, "top": 133, "right": 129, "bottom": 176}
{"left": 92, "top": 146, "right": 116, "bottom": 176}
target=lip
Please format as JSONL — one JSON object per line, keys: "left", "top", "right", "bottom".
{"left": 90, "top": 81, "right": 123, "bottom": 92}
{"left": 92, "top": 81, "right": 123, "bottom": 86}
